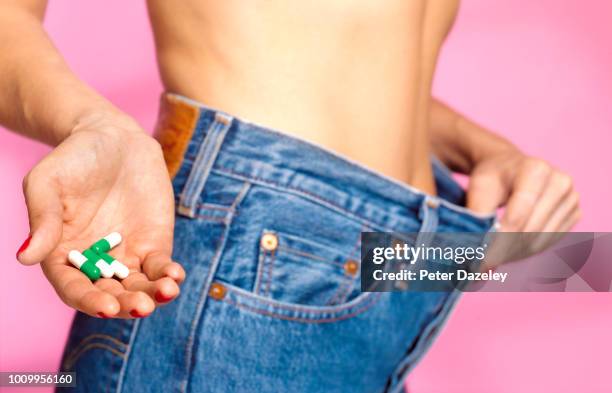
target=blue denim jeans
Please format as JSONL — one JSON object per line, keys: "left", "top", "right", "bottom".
{"left": 59, "top": 94, "right": 495, "bottom": 393}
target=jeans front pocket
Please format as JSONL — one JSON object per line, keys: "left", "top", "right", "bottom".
{"left": 253, "top": 229, "right": 361, "bottom": 307}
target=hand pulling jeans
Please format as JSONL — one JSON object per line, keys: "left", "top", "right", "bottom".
{"left": 59, "top": 93, "right": 496, "bottom": 393}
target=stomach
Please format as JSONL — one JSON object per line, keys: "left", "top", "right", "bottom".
{"left": 147, "top": 0, "right": 459, "bottom": 194}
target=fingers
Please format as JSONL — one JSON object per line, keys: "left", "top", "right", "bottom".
{"left": 142, "top": 252, "right": 186, "bottom": 283}
{"left": 17, "top": 169, "right": 64, "bottom": 265}
{"left": 541, "top": 190, "right": 581, "bottom": 232}
{"left": 95, "top": 277, "right": 155, "bottom": 318}
{"left": 493, "top": 157, "right": 580, "bottom": 233}
{"left": 122, "top": 272, "right": 181, "bottom": 305}
{"left": 501, "top": 159, "right": 552, "bottom": 231}
{"left": 523, "top": 171, "right": 576, "bottom": 232}
{"left": 43, "top": 260, "right": 120, "bottom": 317}
{"left": 80, "top": 271, "right": 181, "bottom": 319}
{"left": 467, "top": 154, "right": 580, "bottom": 234}
{"left": 466, "top": 173, "right": 508, "bottom": 214}
{"left": 44, "top": 252, "right": 183, "bottom": 319}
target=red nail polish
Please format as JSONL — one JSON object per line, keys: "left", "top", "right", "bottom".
{"left": 130, "top": 309, "right": 147, "bottom": 318}
{"left": 97, "top": 312, "right": 109, "bottom": 319}
{"left": 155, "top": 291, "right": 173, "bottom": 303}
{"left": 16, "top": 235, "right": 32, "bottom": 259}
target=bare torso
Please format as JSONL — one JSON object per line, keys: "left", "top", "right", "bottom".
{"left": 147, "top": 0, "right": 460, "bottom": 194}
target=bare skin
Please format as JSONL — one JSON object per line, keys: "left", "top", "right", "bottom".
{"left": 0, "top": 0, "right": 580, "bottom": 319}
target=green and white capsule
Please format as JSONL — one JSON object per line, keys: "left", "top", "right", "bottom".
{"left": 82, "top": 249, "right": 114, "bottom": 278}
{"left": 98, "top": 251, "right": 130, "bottom": 279}
{"left": 90, "top": 232, "right": 122, "bottom": 254}
{"left": 68, "top": 250, "right": 101, "bottom": 281}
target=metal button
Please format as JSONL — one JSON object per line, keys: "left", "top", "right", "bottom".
{"left": 426, "top": 198, "right": 440, "bottom": 209}
{"left": 209, "top": 282, "right": 227, "bottom": 300}
{"left": 344, "top": 259, "right": 359, "bottom": 276}
{"left": 261, "top": 233, "right": 279, "bottom": 251}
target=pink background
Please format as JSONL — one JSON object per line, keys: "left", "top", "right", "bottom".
{"left": 0, "top": 1, "right": 610, "bottom": 392}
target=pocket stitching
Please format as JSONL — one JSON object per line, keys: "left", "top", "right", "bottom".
{"left": 278, "top": 245, "right": 346, "bottom": 267}
{"left": 255, "top": 230, "right": 352, "bottom": 304}
{"left": 253, "top": 248, "right": 267, "bottom": 295}
{"left": 192, "top": 213, "right": 227, "bottom": 223}
{"left": 263, "top": 249, "right": 277, "bottom": 296}
{"left": 223, "top": 282, "right": 380, "bottom": 314}
{"left": 222, "top": 288, "right": 383, "bottom": 324}
{"left": 325, "top": 276, "right": 356, "bottom": 306}
{"left": 324, "top": 227, "right": 365, "bottom": 305}
{"left": 63, "top": 341, "right": 126, "bottom": 371}
{"left": 213, "top": 166, "right": 397, "bottom": 232}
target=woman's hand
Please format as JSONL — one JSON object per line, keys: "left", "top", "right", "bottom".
{"left": 429, "top": 99, "right": 581, "bottom": 232}
{"left": 16, "top": 113, "right": 185, "bottom": 319}
{"left": 466, "top": 148, "right": 581, "bottom": 267}
{"left": 466, "top": 148, "right": 581, "bottom": 233}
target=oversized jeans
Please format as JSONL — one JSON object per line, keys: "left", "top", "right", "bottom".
{"left": 59, "top": 94, "right": 495, "bottom": 393}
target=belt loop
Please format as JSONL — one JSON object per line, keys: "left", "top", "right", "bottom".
{"left": 178, "top": 112, "right": 233, "bottom": 218}
{"left": 419, "top": 196, "right": 440, "bottom": 232}
{"left": 416, "top": 196, "right": 440, "bottom": 246}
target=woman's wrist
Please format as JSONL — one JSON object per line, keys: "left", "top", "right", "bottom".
{"left": 429, "top": 98, "right": 522, "bottom": 174}
{"left": 68, "top": 106, "right": 145, "bottom": 141}
{"left": 455, "top": 115, "right": 521, "bottom": 171}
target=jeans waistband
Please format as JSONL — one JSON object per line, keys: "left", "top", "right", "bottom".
{"left": 154, "top": 93, "right": 496, "bottom": 232}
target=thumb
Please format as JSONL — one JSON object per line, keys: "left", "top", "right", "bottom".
{"left": 466, "top": 173, "right": 509, "bottom": 214}
{"left": 17, "top": 170, "right": 63, "bottom": 265}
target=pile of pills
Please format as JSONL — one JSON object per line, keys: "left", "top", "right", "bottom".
{"left": 68, "top": 232, "right": 130, "bottom": 281}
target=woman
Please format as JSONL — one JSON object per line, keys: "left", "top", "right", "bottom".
{"left": 2, "top": 1, "right": 579, "bottom": 392}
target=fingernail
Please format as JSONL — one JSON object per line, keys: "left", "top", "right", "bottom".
{"left": 130, "top": 309, "right": 147, "bottom": 318}
{"left": 97, "top": 312, "right": 109, "bottom": 319}
{"left": 155, "top": 291, "right": 173, "bottom": 303}
{"left": 16, "top": 235, "right": 32, "bottom": 259}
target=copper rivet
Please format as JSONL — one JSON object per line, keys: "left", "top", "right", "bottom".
{"left": 426, "top": 199, "right": 439, "bottom": 209}
{"left": 344, "top": 260, "right": 359, "bottom": 276}
{"left": 209, "top": 282, "right": 227, "bottom": 300}
{"left": 261, "top": 233, "right": 279, "bottom": 251}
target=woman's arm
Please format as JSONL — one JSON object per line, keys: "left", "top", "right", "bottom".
{"left": 429, "top": 98, "right": 581, "bottom": 233}
{"left": 1, "top": 1, "right": 184, "bottom": 319}
{"left": 429, "top": 98, "right": 517, "bottom": 174}
{"left": 0, "top": 0, "right": 125, "bottom": 145}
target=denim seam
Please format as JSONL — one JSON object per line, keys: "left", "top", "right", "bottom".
{"left": 180, "top": 181, "right": 251, "bottom": 393}
{"left": 386, "top": 196, "right": 442, "bottom": 390}
{"left": 389, "top": 208, "right": 497, "bottom": 391}
{"left": 212, "top": 167, "right": 397, "bottom": 232}
{"left": 66, "top": 333, "right": 128, "bottom": 353}
{"left": 63, "top": 343, "right": 126, "bottom": 371}
{"left": 62, "top": 333, "right": 128, "bottom": 370}
{"left": 278, "top": 245, "right": 346, "bottom": 267}
{"left": 181, "top": 213, "right": 231, "bottom": 393}
{"left": 192, "top": 214, "right": 229, "bottom": 223}
{"left": 324, "top": 229, "right": 363, "bottom": 305}
{"left": 272, "top": 228, "right": 357, "bottom": 261}
{"left": 221, "top": 292, "right": 383, "bottom": 324}
{"left": 325, "top": 276, "right": 355, "bottom": 306}
{"left": 174, "top": 196, "right": 236, "bottom": 212}
{"left": 263, "top": 250, "right": 277, "bottom": 297}
{"left": 115, "top": 319, "right": 140, "bottom": 393}
{"left": 390, "top": 291, "right": 461, "bottom": 393}
{"left": 253, "top": 248, "right": 267, "bottom": 295}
